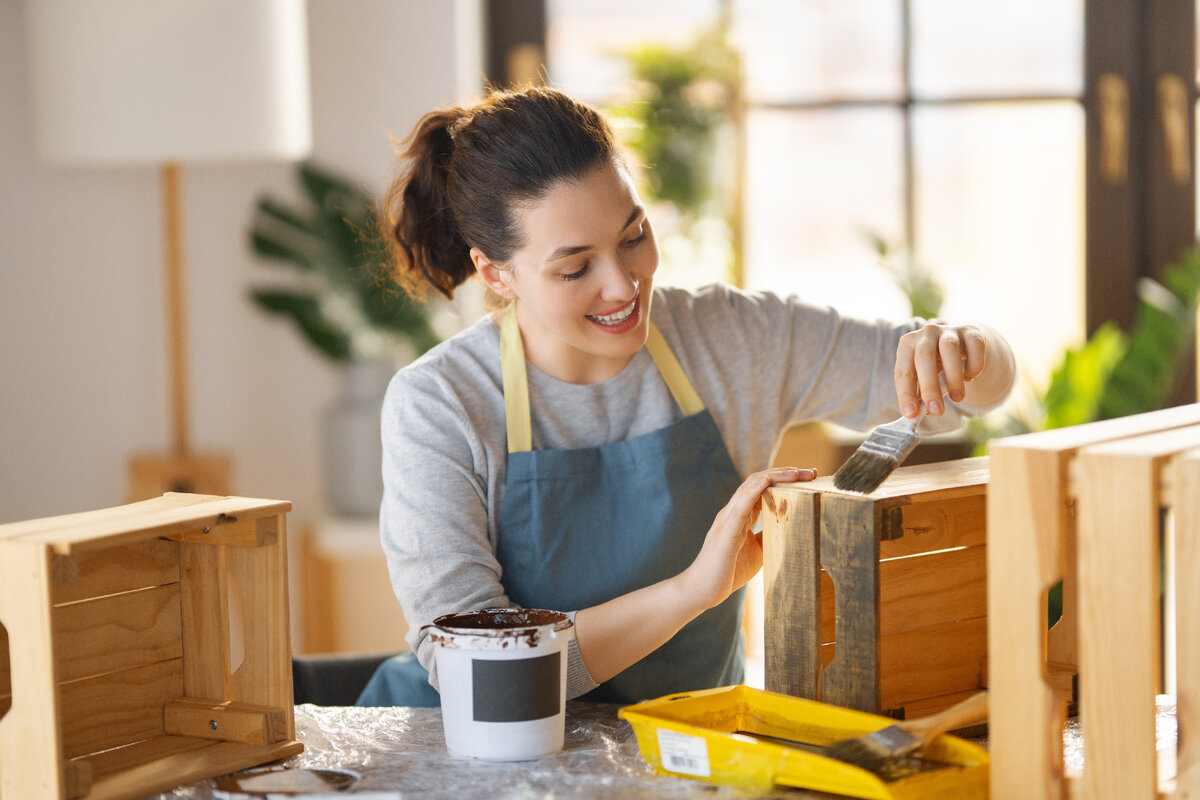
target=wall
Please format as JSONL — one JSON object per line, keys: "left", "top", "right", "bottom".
{"left": 0, "top": 1, "right": 484, "bottom": 524}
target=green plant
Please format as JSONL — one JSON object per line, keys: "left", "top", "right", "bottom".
{"left": 970, "top": 245, "right": 1200, "bottom": 444}
{"left": 248, "top": 162, "right": 440, "bottom": 363}
{"left": 607, "top": 28, "right": 740, "bottom": 222}
{"left": 863, "top": 232, "right": 945, "bottom": 319}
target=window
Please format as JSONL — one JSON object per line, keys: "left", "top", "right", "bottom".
{"left": 503, "top": 1, "right": 1196, "bottom": 415}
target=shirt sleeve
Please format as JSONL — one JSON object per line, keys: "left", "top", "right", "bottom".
{"left": 652, "top": 284, "right": 995, "bottom": 478}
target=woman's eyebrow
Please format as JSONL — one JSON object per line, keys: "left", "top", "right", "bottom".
{"left": 543, "top": 206, "right": 645, "bottom": 266}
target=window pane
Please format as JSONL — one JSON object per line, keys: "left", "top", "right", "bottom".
{"left": 743, "top": 108, "right": 908, "bottom": 319}
{"left": 733, "top": 0, "right": 903, "bottom": 104}
{"left": 546, "top": 0, "right": 720, "bottom": 102}
{"left": 913, "top": 101, "right": 1085, "bottom": 393}
{"left": 911, "top": 0, "right": 1084, "bottom": 99}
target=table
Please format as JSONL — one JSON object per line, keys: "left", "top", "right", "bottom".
{"left": 145, "top": 702, "right": 824, "bottom": 800}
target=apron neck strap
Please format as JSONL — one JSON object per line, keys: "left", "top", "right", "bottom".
{"left": 501, "top": 303, "right": 533, "bottom": 454}
{"left": 500, "top": 301, "right": 706, "bottom": 454}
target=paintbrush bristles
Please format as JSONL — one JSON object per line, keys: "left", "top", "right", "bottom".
{"left": 832, "top": 413, "right": 923, "bottom": 493}
{"left": 825, "top": 725, "right": 921, "bottom": 774}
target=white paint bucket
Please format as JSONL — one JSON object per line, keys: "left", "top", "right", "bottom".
{"left": 428, "top": 608, "right": 574, "bottom": 761}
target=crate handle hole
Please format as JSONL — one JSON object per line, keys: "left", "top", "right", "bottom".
{"left": 228, "top": 572, "right": 246, "bottom": 675}
{"left": 0, "top": 618, "right": 9, "bottom": 723}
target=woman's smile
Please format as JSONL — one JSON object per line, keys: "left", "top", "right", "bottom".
{"left": 587, "top": 292, "right": 641, "bottom": 332}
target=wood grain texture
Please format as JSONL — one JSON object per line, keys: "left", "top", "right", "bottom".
{"left": 0, "top": 493, "right": 291, "bottom": 552}
{"left": 819, "top": 494, "right": 881, "bottom": 712}
{"left": 59, "top": 658, "right": 185, "bottom": 761}
{"left": 0, "top": 541, "right": 67, "bottom": 800}
{"left": 1075, "top": 447, "right": 1160, "bottom": 800}
{"left": 1172, "top": 449, "right": 1200, "bottom": 798}
{"left": 50, "top": 536, "right": 179, "bottom": 605}
{"left": 53, "top": 584, "right": 183, "bottom": 683}
{"left": 987, "top": 443, "right": 1069, "bottom": 800}
{"left": 763, "top": 487, "right": 821, "bottom": 698}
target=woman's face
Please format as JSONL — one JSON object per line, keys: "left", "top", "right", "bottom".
{"left": 492, "top": 161, "right": 659, "bottom": 384}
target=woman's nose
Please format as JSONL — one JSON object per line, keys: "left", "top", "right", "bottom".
{"left": 598, "top": 257, "right": 638, "bottom": 301}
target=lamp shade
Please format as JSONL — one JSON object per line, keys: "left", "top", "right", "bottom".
{"left": 27, "top": 0, "right": 312, "bottom": 165}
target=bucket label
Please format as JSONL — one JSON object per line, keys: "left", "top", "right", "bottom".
{"left": 471, "top": 653, "right": 561, "bottom": 722}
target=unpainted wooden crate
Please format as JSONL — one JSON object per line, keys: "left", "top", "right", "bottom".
{"left": 0, "top": 493, "right": 302, "bottom": 800}
{"left": 762, "top": 456, "right": 989, "bottom": 719}
{"left": 988, "top": 404, "right": 1200, "bottom": 800}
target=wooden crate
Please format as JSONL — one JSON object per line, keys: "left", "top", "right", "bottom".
{"left": 762, "top": 456, "right": 989, "bottom": 718}
{"left": 988, "top": 404, "right": 1200, "bottom": 800}
{"left": 0, "top": 493, "right": 302, "bottom": 800}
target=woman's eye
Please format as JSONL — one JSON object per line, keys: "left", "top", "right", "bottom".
{"left": 623, "top": 228, "right": 647, "bottom": 248}
{"left": 561, "top": 263, "right": 589, "bottom": 281}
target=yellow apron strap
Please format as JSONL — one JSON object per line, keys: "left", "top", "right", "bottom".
{"left": 501, "top": 306, "right": 706, "bottom": 454}
{"left": 645, "top": 322, "right": 706, "bottom": 417}
{"left": 500, "top": 303, "right": 533, "bottom": 453}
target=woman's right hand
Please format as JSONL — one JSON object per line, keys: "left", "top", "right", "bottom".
{"left": 681, "top": 466, "right": 817, "bottom": 612}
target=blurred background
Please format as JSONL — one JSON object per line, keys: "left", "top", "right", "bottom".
{"left": 2, "top": 0, "right": 1198, "bottom": 656}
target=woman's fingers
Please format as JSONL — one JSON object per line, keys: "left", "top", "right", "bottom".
{"left": 896, "top": 323, "right": 988, "bottom": 416}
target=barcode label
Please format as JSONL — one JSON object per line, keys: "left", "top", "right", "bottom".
{"left": 656, "top": 729, "right": 711, "bottom": 777}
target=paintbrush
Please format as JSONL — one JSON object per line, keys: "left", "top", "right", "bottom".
{"left": 832, "top": 405, "right": 928, "bottom": 493}
{"left": 825, "top": 691, "right": 988, "bottom": 775}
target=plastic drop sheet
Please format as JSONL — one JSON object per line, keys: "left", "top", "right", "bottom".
{"left": 146, "top": 702, "right": 804, "bottom": 800}
{"left": 144, "top": 697, "right": 1181, "bottom": 799}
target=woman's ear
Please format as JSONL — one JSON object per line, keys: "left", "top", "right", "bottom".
{"left": 471, "top": 247, "right": 515, "bottom": 300}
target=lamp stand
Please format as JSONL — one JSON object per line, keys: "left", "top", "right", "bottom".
{"left": 126, "top": 163, "right": 233, "bottom": 501}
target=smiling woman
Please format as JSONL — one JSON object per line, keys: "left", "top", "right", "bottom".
{"left": 356, "top": 86, "right": 1016, "bottom": 710}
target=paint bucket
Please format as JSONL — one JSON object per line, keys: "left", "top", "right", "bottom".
{"left": 428, "top": 608, "right": 574, "bottom": 761}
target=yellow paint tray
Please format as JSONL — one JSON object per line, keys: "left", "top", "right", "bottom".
{"left": 619, "top": 685, "right": 988, "bottom": 799}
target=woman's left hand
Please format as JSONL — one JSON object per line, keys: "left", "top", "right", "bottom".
{"left": 682, "top": 466, "right": 818, "bottom": 611}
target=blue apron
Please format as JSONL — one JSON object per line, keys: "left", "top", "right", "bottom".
{"left": 358, "top": 303, "right": 743, "bottom": 706}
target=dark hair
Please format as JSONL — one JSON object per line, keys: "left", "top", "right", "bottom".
{"left": 382, "top": 86, "right": 621, "bottom": 301}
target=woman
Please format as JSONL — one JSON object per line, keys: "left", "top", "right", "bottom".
{"left": 357, "top": 86, "right": 1015, "bottom": 707}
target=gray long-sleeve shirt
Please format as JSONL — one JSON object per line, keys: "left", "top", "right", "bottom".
{"left": 379, "top": 282, "right": 992, "bottom": 698}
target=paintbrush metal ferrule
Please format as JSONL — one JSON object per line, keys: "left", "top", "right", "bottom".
{"left": 852, "top": 416, "right": 920, "bottom": 460}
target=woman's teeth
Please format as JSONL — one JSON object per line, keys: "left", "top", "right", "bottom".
{"left": 588, "top": 299, "right": 636, "bottom": 325}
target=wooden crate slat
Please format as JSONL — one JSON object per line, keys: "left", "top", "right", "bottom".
{"left": 849, "top": 455, "right": 989, "bottom": 499}
{"left": 0, "top": 541, "right": 66, "bottom": 800}
{"left": 1173, "top": 449, "right": 1200, "bottom": 797}
{"left": 1075, "top": 448, "right": 1162, "bottom": 800}
{"left": 878, "top": 545, "right": 987, "bottom": 635}
{"left": 180, "top": 543, "right": 232, "bottom": 702}
{"left": 878, "top": 494, "right": 987, "bottom": 558}
{"left": 60, "top": 658, "right": 185, "bottom": 761}
{"left": 76, "top": 738, "right": 303, "bottom": 800}
{"left": 227, "top": 515, "right": 295, "bottom": 729}
{"left": 75, "top": 735, "right": 214, "bottom": 782}
{"left": 763, "top": 490, "right": 821, "bottom": 699}
{"left": 53, "top": 585, "right": 183, "bottom": 683}
{"left": 877, "top": 616, "right": 987, "bottom": 712}
{"left": 988, "top": 442, "right": 1066, "bottom": 800}
{"left": 995, "top": 403, "right": 1200, "bottom": 454}
{"left": 51, "top": 537, "right": 180, "bottom": 606}
{"left": 807, "top": 545, "right": 985, "bottom": 644}
{"left": 819, "top": 494, "right": 880, "bottom": 713}
{"left": 0, "top": 494, "right": 291, "bottom": 553}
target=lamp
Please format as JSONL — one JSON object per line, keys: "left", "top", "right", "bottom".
{"left": 26, "top": 0, "right": 312, "bottom": 499}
